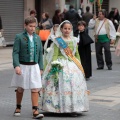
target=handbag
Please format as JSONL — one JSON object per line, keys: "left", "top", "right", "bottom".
{"left": 39, "top": 30, "right": 50, "bottom": 41}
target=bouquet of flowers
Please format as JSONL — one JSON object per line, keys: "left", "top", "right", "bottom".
{"left": 45, "top": 47, "right": 52, "bottom": 53}
{"left": 46, "top": 60, "right": 63, "bottom": 87}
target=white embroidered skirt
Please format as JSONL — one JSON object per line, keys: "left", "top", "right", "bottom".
{"left": 11, "top": 64, "right": 42, "bottom": 89}
{"left": 40, "top": 59, "right": 89, "bottom": 113}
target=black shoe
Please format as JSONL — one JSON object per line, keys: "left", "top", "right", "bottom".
{"left": 71, "top": 112, "right": 78, "bottom": 117}
{"left": 108, "top": 67, "right": 112, "bottom": 70}
{"left": 86, "top": 77, "right": 90, "bottom": 81}
{"left": 97, "top": 67, "right": 103, "bottom": 70}
{"left": 32, "top": 106, "right": 44, "bottom": 119}
{"left": 14, "top": 104, "right": 21, "bottom": 117}
{"left": 33, "top": 113, "right": 44, "bottom": 119}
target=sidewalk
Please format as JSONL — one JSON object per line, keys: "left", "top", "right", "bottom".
{"left": 0, "top": 47, "right": 12, "bottom": 71}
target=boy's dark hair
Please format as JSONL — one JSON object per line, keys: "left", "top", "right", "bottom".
{"left": 86, "top": 6, "right": 90, "bottom": 12}
{"left": 77, "top": 21, "right": 86, "bottom": 28}
{"left": 69, "top": 5, "right": 74, "bottom": 9}
{"left": 25, "top": 16, "right": 36, "bottom": 25}
{"left": 30, "top": 10, "right": 36, "bottom": 15}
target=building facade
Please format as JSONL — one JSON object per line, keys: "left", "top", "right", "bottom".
{"left": 0, "top": 0, "right": 24, "bottom": 45}
{"left": 0, "top": 0, "right": 119, "bottom": 44}
{"left": 109, "top": 0, "right": 120, "bottom": 12}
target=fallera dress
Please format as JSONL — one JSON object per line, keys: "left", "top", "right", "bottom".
{"left": 39, "top": 36, "right": 89, "bottom": 113}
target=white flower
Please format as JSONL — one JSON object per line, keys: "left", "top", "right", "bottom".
{"left": 116, "top": 32, "right": 120, "bottom": 37}
{"left": 51, "top": 60, "right": 63, "bottom": 68}
{"left": 114, "top": 19, "right": 118, "bottom": 24}
{"left": 0, "top": 32, "right": 2, "bottom": 38}
{"left": 45, "top": 47, "right": 52, "bottom": 53}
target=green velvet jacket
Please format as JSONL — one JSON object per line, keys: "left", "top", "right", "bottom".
{"left": 12, "top": 30, "right": 43, "bottom": 70}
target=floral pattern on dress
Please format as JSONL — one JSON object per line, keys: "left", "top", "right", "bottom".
{"left": 39, "top": 58, "right": 89, "bottom": 113}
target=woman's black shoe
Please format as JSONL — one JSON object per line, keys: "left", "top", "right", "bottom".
{"left": 97, "top": 67, "right": 103, "bottom": 70}
{"left": 108, "top": 67, "right": 112, "bottom": 70}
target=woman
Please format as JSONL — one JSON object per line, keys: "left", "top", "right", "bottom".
{"left": 30, "top": 10, "right": 38, "bottom": 27}
{"left": 39, "top": 12, "right": 53, "bottom": 30}
{"left": 115, "top": 25, "right": 120, "bottom": 56}
{"left": 74, "top": 21, "right": 94, "bottom": 80}
{"left": 40, "top": 20, "right": 89, "bottom": 115}
{"left": 39, "top": 12, "right": 53, "bottom": 48}
{"left": 108, "top": 8, "right": 120, "bottom": 31}
{"left": 52, "top": 9, "right": 62, "bottom": 25}
{"left": 44, "top": 24, "right": 59, "bottom": 50}
{"left": 43, "top": 24, "right": 59, "bottom": 68}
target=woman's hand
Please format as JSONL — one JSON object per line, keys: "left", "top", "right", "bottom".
{"left": 40, "top": 70, "right": 43, "bottom": 75}
{"left": 39, "top": 22, "right": 41, "bottom": 26}
{"left": 93, "top": 15, "right": 97, "bottom": 20}
{"left": 110, "top": 40, "right": 115, "bottom": 44}
{"left": 42, "top": 25, "right": 46, "bottom": 29}
{"left": 15, "top": 66, "right": 21, "bottom": 75}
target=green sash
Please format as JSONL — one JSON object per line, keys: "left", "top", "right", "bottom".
{"left": 98, "top": 34, "right": 110, "bottom": 43}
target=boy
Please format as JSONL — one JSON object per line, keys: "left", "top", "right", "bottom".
{"left": 11, "top": 16, "right": 44, "bottom": 119}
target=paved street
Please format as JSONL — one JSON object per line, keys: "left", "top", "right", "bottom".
{"left": 0, "top": 46, "right": 120, "bottom": 120}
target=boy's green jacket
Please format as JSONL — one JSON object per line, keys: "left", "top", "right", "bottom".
{"left": 12, "top": 30, "right": 43, "bottom": 70}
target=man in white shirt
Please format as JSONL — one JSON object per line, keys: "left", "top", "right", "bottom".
{"left": 89, "top": 10, "right": 116, "bottom": 70}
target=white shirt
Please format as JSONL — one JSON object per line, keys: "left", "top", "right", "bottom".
{"left": 88, "top": 19, "right": 116, "bottom": 40}
{"left": 27, "top": 33, "right": 33, "bottom": 42}
{"left": 77, "top": 31, "right": 80, "bottom": 43}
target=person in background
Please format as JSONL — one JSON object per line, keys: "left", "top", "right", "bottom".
{"left": 89, "top": 10, "right": 116, "bottom": 70}
{"left": 30, "top": 10, "right": 38, "bottom": 27}
{"left": 78, "top": 7, "right": 83, "bottom": 19}
{"left": 61, "top": 8, "right": 67, "bottom": 21}
{"left": 11, "top": 16, "right": 44, "bottom": 119}
{"left": 39, "top": 12, "right": 53, "bottom": 30}
{"left": 43, "top": 24, "right": 59, "bottom": 69}
{"left": 44, "top": 24, "right": 59, "bottom": 49}
{"left": 108, "top": 8, "right": 120, "bottom": 31}
{"left": 74, "top": 21, "right": 94, "bottom": 80}
{"left": 39, "top": 12, "right": 53, "bottom": 48}
{"left": 65, "top": 5, "right": 81, "bottom": 32}
{"left": 52, "top": 9, "right": 62, "bottom": 25}
{"left": 115, "top": 24, "right": 120, "bottom": 56}
{"left": 82, "top": 6, "right": 93, "bottom": 34}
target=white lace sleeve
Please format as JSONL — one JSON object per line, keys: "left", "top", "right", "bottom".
{"left": 88, "top": 19, "right": 96, "bottom": 29}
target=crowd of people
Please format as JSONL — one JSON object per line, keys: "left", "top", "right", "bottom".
{"left": 10, "top": 4, "right": 120, "bottom": 119}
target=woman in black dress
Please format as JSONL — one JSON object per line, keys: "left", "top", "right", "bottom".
{"left": 74, "top": 21, "right": 94, "bottom": 80}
